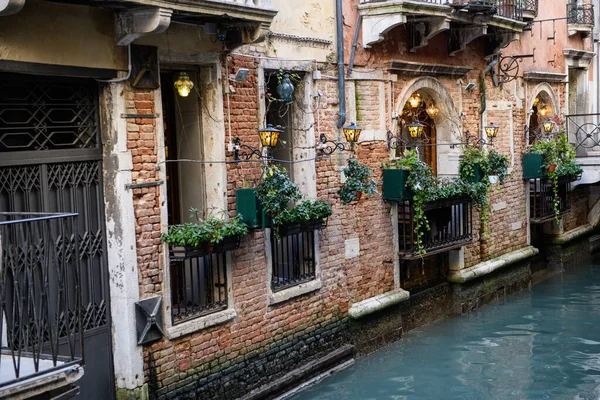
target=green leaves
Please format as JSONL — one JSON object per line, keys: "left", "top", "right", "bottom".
{"left": 339, "top": 158, "right": 377, "bottom": 205}
{"left": 162, "top": 213, "right": 249, "bottom": 247}
{"left": 256, "top": 165, "right": 302, "bottom": 216}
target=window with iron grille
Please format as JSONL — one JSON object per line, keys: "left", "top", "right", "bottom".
{"left": 529, "top": 178, "right": 572, "bottom": 223}
{"left": 169, "top": 250, "right": 228, "bottom": 325}
{"left": 271, "top": 229, "right": 316, "bottom": 291}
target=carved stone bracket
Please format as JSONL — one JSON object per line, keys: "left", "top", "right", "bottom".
{"left": 449, "top": 25, "right": 487, "bottom": 57}
{"left": 362, "top": 13, "right": 407, "bottom": 48}
{"left": 0, "top": 0, "right": 26, "bottom": 16}
{"left": 116, "top": 7, "right": 173, "bottom": 46}
{"left": 410, "top": 18, "right": 450, "bottom": 52}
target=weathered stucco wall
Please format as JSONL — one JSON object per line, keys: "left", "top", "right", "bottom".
{"left": 0, "top": 0, "right": 127, "bottom": 71}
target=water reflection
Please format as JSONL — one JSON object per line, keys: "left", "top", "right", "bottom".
{"left": 293, "top": 260, "right": 600, "bottom": 399}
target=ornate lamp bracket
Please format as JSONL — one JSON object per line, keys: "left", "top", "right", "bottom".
{"left": 498, "top": 50, "right": 535, "bottom": 84}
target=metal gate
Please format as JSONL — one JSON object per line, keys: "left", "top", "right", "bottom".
{"left": 0, "top": 74, "right": 114, "bottom": 399}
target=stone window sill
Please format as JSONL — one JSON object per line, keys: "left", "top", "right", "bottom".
{"left": 166, "top": 308, "right": 237, "bottom": 340}
{"left": 269, "top": 279, "right": 322, "bottom": 305}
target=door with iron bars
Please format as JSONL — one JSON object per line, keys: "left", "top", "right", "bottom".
{"left": 0, "top": 73, "right": 115, "bottom": 399}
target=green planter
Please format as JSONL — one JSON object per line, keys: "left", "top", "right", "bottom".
{"left": 469, "top": 163, "right": 485, "bottom": 183}
{"left": 522, "top": 153, "right": 545, "bottom": 179}
{"left": 236, "top": 189, "right": 261, "bottom": 228}
{"left": 382, "top": 169, "right": 414, "bottom": 201}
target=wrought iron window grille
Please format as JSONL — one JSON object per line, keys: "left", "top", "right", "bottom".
{"left": 567, "top": 3, "right": 594, "bottom": 25}
{"left": 271, "top": 229, "right": 317, "bottom": 292}
{"left": 529, "top": 178, "right": 573, "bottom": 223}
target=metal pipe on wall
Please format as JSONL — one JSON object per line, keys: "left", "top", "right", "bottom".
{"left": 336, "top": 0, "right": 346, "bottom": 129}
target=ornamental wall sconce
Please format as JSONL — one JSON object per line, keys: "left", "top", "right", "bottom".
{"left": 173, "top": 72, "right": 194, "bottom": 97}
{"left": 317, "top": 122, "right": 362, "bottom": 155}
{"left": 485, "top": 122, "right": 499, "bottom": 145}
{"left": 542, "top": 118, "right": 556, "bottom": 133}
{"left": 425, "top": 103, "right": 440, "bottom": 118}
{"left": 277, "top": 73, "right": 295, "bottom": 103}
{"left": 408, "top": 93, "right": 422, "bottom": 109}
{"left": 233, "top": 124, "right": 283, "bottom": 162}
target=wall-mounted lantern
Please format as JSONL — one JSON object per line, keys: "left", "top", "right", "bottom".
{"left": 343, "top": 122, "right": 362, "bottom": 143}
{"left": 485, "top": 122, "right": 500, "bottom": 139}
{"left": 173, "top": 72, "right": 194, "bottom": 97}
{"left": 542, "top": 118, "right": 556, "bottom": 133}
{"left": 258, "top": 124, "right": 282, "bottom": 148}
{"left": 539, "top": 105, "right": 551, "bottom": 117}
{"left": 407, "top": 121, "right": 425, "bottom": 138}
{"left": 232, "top": 125, "right": 283, "bottom": 162}
{"left": 277, "top": 73, "right": 295, "bottom": 103}
{"left": 425, "top": 103, "right": 439, "bottom": 118}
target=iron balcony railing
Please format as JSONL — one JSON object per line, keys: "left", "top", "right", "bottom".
{"left": 523, "top": 0, "right": 538, "bottom": 13}
{"left": 359, "top": 0, "right": 524, "bottom": 21}
{"left": 398, "top": 196, "right": 473, "bottom": 259}
{"left": 567, "top": 3, "right": 594, "bottom": 25}
{"left": 0, "top": 212, "right": 83, "bottom": 390}
{"left": 529, "top": 179, "right": 573, "bottom": 223}
{"left": 271, "top": 228, "right": 317, "bottom": 291}
{"left": 567, "top": 113, "right": 600, "bottom": 156}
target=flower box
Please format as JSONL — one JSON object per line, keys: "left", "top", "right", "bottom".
{"left": 169, "top": 242, "right": 211, "bottom": 261}
{"left": 469, "top": 163, "right": 485, "bottom": 183}
{"left": 522, "top": 153, "right": 545, "bottom": 179}
{"left": 302, "top": 217, "right": 328, "bottom": 232}
{"left": 277, "top": 222, "right": 302, "bottom": 236}
{"left": 236, "top": 188, "right": 272, "bottom": 229}
{"left": 213, "top": 235, "right": 242, "bottom": 253}
{"left": 382, "top": 169, "right": 414, "bottom": 201}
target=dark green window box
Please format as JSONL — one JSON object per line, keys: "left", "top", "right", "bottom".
{"left": 382, "top": 169, "right": 414, "bottom": 201}
{"left": 236, "top": 188, "right": 271, "bottom": 229}
{"left": 523, "top": 153, "right": 545, "bottom": 179}
{"left": 468, "top": 163, "right": 485, "bottom": 183}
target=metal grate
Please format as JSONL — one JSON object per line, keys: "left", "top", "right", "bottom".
{"left": 567, "top": 3, "right": 594, "bottom": 25}
{"left": 529, "top": 179, "right": 572, "bottom": 223}
{"left": 523, "top": 0, "right": 538, "bottom": 12}
{"left": 0, "top": 76, "right": 99, "bottom": 152}
{"left": 170, "top": 251, "right": 228, "bottom": 324}
{"left": 271, "top": 229, "right": 316, "bottom": 291}
{"left": 0, "top": 212, "right": 83, "bottom": 386}
{"left": 398, "top": 196, "right": 473, "bottom": 259}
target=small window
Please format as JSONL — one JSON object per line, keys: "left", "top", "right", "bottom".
{"left": 271, "top": 229, "right": 316, "bottom": 291}
{"left": 169, "top": 251, "right": 228, "bottom": 324}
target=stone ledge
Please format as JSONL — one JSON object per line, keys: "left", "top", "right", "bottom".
{"left": 448, "top": 245, "right": 539, "bottom": 284}
{"left": 166, "top": 308, "right": 236, "bottom": 340}
{"left": 270, "top": 279, "right": 322, "bottom": 305}
{"left": 550, "top": 224, "right": 594, "bottom": 245}
{"left": 348, "top": 288, "right": 410, "bottom": 319}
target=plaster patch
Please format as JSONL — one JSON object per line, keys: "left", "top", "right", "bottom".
{"left": 345, "top": 238, "right": 360, "bottom": 259}
{"left": 492, "top": 201, "right": 507, "bottom": 211}
{"left": 511, "top": 221, "right": 523, "bottom": 230}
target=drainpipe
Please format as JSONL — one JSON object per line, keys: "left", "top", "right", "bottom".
{"left": 336, "top": 0, "right": 346, "bottom": 129}
{"left": 347, "top": 15, "right": 362, "bottom": 77}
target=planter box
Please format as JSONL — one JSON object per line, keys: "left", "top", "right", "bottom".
{"left": 522, "top": 153, "right": 545, "bottom": 179}
{"left": 213, "top": 235, "right": 242, "bottom": 253}
{"left": 277, "top": 222, "right": 302, "bottom": 236}
{"left": 169, "top": 242, "right": 211, "bottom": 261}
{"left": 469, "top": 163, "right": 485, "bottom": 183}
{"left": 236, "top": 188, "right": 270, "bottom": 229}
{"left": 302, "top": 217, "right": 327, "bottom": 232}
{"left": 382, "top": 169, "right": 414, "bottom": 201}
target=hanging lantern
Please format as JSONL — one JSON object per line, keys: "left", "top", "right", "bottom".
{"left": 408, "top": 93, "right": 422, "bottom": 109}
{"left": 277, "top": 73, "right": 295, "bottom": 103}
{"left": 485, "top": 122, "right": 500, "bottom": 138}
{"left": 533, "top": 96, "right": 540, "bottom": 106}
{"left": 425, "top": 103, "right": 439, "bottom": 118}
{"left": 539, "top": 105, "right": 551, "bottom": 117}
{"left": 173, "top": 72, "right": 194, "bottom": 97}
{"left": 258, "top": 124, "right": 283, "bottom": 148}
{"left": 343, "top": 122, "right": 362, "bottom": 143}
{"left": 407, "top": 121, "right": 425, "bottom": 138}
{"left": 542, "top": 118, "right": 556, "bottom": 133}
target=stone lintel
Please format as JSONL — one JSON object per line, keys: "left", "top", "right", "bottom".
{"left": 448, "top": 245, "right": 539, "bottom": 284}
{"left": 348, "top": 288, "right": 410, "bottom": 319}
{"left": 522, "top": 71, "right": 567, "bottom": 82}
{"left": 564, "top": 48, "right": 596, "bottom": 69}
{"left": 0, "top": 0, "right": 25, "bottom": 16}
{"left": 388, "top": 60, "right": 471, "bottom": 77}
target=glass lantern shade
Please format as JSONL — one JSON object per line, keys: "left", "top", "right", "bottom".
{"left": 539, "top": 105, "right": 550, "bottom": 117}
{"left": 542, "top": 118, "right": 556, "bottom": 133}
{"left": 343, "top": 122, "right": 362, "bottom": 143}
{"left": 258, "top": 124, "right": 283, "bottom": 147}
{"left": 277, "top": 73, "right": 295, "bottom": 103}
{"left": 408, "top": 93, "right": 422, "bottom": 109}
{"left": 173, "top": 72, "right": 194, "bottom": 97}
{"left": 485, "top": 122, "right": 500, "bottom": 138}
{"left": 425, "top": 103, "right": 439, "bottom": 118}
{"left": 407, "top": 121, "right": 425, "bottom": 138}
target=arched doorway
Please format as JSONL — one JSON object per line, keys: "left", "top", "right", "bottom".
{"left": 395, "top": 77, "right": 462, "bottom": 179}
{"left": 528, "top": 85, "right": 558, "bottom": 144}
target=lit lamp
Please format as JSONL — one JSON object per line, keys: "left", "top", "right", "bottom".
{"left": 408, "top": 93, "right": 422, "bottom": 109}
{"left": 258, "top": 124, "right": 283, "bottom": 148}
{"left": 277, "top": 73, "right": 295, "bottom": 103}
{"left": 407, "top": 121, "right": 425, "bottom": 138}
{"left": 426, "top": 103, "right": 439, "bottom": 118}
{"left": 343, "top": 122, "right": 362, "bottom": 143}
{"left": 542, "top": 118, "right": 556, "bottom": 133}
{"left": 173, "top": 72, "right": 194, "bottom": 97}
{"left": 539, "top": 105, "right": 550, "bottom": 117}
{"left": 485, "top": 122, "right": 500, "bottom": 138}
{"left": 533, "top": 96, "right": 540, "bottom": 106}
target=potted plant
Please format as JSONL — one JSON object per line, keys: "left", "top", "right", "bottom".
{"left": 297, "top": 200, "right": 332, "bottom": 231}
{"left": 382, "top": 149, "right": 421, "bottom": 201}
{"left": 338, "top": 158, "right": 377, "bottom": 205}
{"left": 484, "top": 150, "right": 509, "bottom": 185}
{"left": 256, "top": 165, "right": 302, "bottom": 236}
{"left": 459, "top": 147, "right": 486, "bottom": 184}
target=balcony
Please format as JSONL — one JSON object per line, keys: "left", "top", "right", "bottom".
{"left": 398, "top": 196, "right": 473, "bottom": 259}
{"left": 358, "top": 0, "right": 527, "bottom": 52}
{"left": 522, "top": 0, "right": 538, "bottom": 21}
{"left": 567, "top": 3, "right": 594, "bottom": 36}
{"left": 529, "top": 179, "right": 573, "bottom": 223}
{"left": 0, "top": 213, "right": 83, "bottom": 399}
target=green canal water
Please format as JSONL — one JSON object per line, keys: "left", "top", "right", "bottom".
{"left": 293, "top": 257, "right": 600, "bottom": 399}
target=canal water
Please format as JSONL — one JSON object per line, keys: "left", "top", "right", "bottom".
{"left": 293, "top": 257, "right": 600, "bottom": 399}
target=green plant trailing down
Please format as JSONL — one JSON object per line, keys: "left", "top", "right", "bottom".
{"left": 529, "top": 134, "right": 583, "bottom": 221}
{"left": 459, "top": 147, "right": 486, "bottom": 182}
{"left": 161, "top": 209, "right": 249, "bottom": 248}
{"left": 276, "top": 200, "right": 333, "bottom": 226}
{"left": 338, "top": 158, "right": 377, "bottom": 205}
{"left": 485, "top": 150, "right": 510, "bottom": 184}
